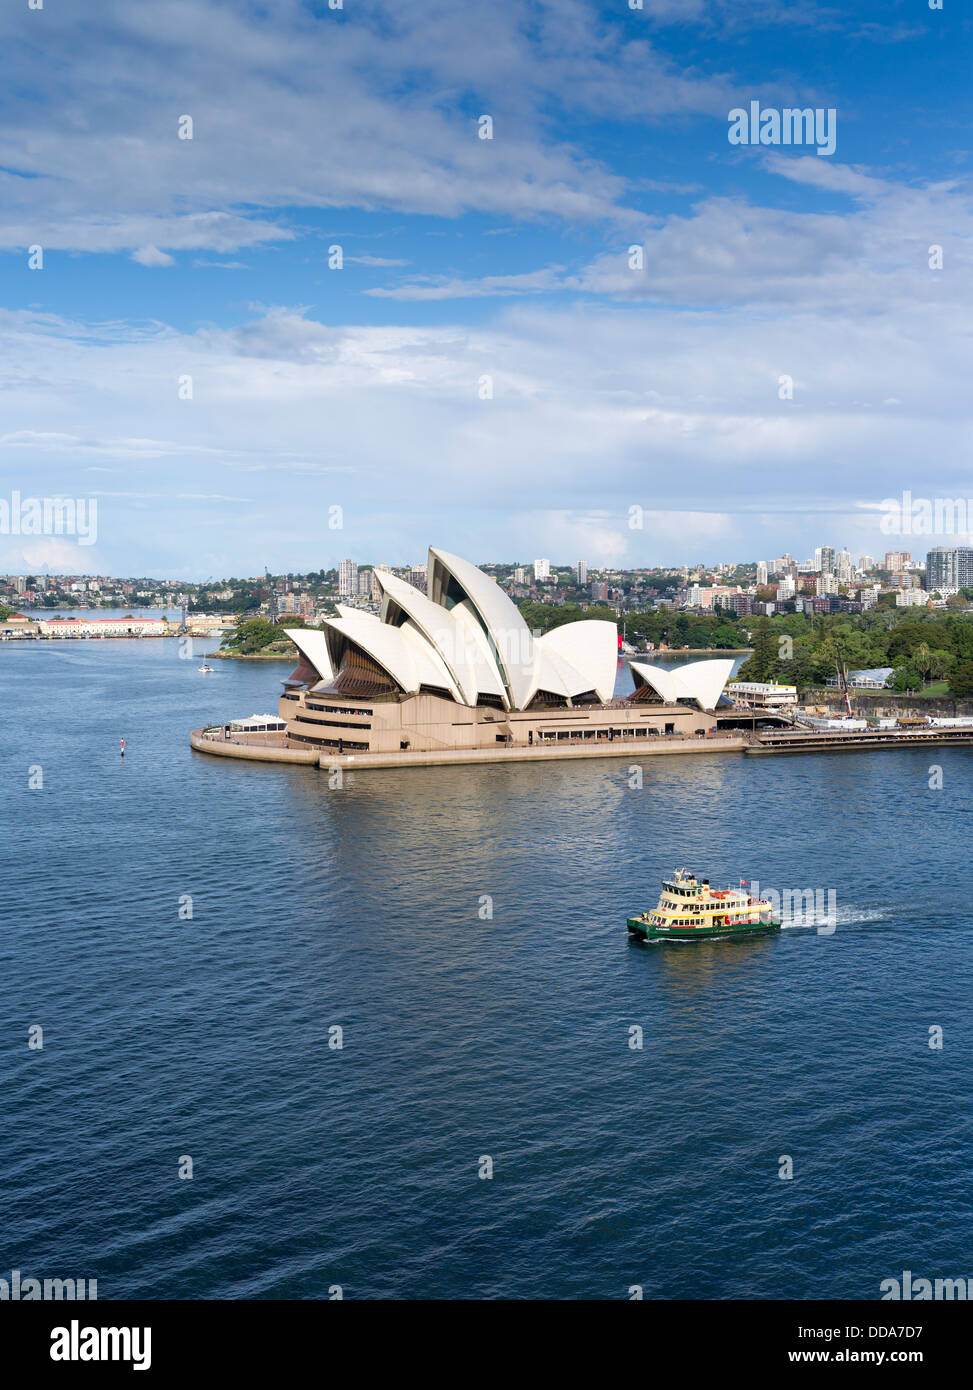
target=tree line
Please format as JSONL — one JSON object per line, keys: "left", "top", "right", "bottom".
{"left": 737, "top": 611, "right": 973, "bottom": 697}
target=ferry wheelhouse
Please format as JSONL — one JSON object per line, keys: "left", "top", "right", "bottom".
{"left": 627, "top": 869, "right": 780, "bottom": 942}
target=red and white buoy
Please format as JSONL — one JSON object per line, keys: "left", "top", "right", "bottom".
{"left": 120, "top": 738, "right": 125, "bottom": 758}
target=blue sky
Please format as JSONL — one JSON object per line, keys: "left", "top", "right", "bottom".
{"left": 0, "top": 0, "right": 970, "bottom": 577}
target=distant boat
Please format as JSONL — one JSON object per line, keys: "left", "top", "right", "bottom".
{"left": 197, "top": 663, "right": 215, "bottom": 673}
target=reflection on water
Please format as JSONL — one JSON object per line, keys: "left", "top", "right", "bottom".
{"left": 1, "top": 640, "right": 971, "bottom": 1300}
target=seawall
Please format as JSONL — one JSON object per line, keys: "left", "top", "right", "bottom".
{"left": 190, "top": 731, "right": 318, "bottom": 765}
{"left": 190, "top": 729, "right": 747, "bottom": 770}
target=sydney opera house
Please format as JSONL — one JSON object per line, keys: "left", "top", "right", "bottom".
{"left": 275, "top": 548, "right": 733, "bottom": 756}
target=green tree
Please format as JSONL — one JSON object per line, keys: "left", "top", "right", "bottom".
{"left": 949, "top": 662, "right": 973, "bottom": 697}
{"left": 926, "top": 649, "right": 954, "bottom": 681}
{"left": 223, "top": 617, "right": 304, "bottom": 654}
{"left": 891, "top": 664, "right": 921, "bottom": 692}
{"left": 738, "top": 618, "right": 777, "bottom": 681}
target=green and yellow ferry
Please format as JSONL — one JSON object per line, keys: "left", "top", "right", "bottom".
{"left": 628, "top": 868, "right": 781, "bottom": 942}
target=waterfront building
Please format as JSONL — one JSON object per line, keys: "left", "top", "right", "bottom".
{"left": 0, "top": 611, "right": 38, "bottom": 638}
{"left": 726, "top": 681, "right": 798, "bottom": 709}
{"left": 926, "top": 546, "right": 973, "bottom": 595}
{"left": 277, "top": 547, "right": 732, "bottom": 754}
{"left": 185, "top": 613, "right": 236, "bottom": 635}
{"left": 39, "top": 616, "right": 167, "bottom": 638}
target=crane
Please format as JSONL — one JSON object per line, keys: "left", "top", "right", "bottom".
{"left": 832, "top": 633, "right": 853, "bottom": 718}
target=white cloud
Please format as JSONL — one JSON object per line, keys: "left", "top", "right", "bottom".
{"left": 511, "top": 510, "right": 632, "bottom": 564}
{"left": 2, "top": 266, "right": 970, "bottom": 570}
{"left": 131, "top": 245, "right": 176, "bottom": 268}
{"left": 0, "top": 0, "right": 737, "bottom": 255}
{"left": 9, "top": 537, "right": 104, "bottom": 572}
{"left": 347, "top": 255, "right": 411, "bottom": 268}
{"left": 366, "top": 268, "right": 564, "bottom": 301}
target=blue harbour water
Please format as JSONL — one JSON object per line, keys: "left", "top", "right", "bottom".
{"left": 2, "top": 638, "right": 972, "bottom": 1300}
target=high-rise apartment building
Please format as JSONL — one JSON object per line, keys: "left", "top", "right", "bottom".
{"left": 577, "top": 560, "right": 588, "bottom": 586}
{"left": 338, "top": 559, "right": 358, "bottom": 597}
{"left": 926, "top": 546, "right": 973, "bottom": 593}
{"left": 815, "top": 546, "right": 835, "bottom": 575}
{"left": 534, "top": 558, "right": 551, "bottom": 581}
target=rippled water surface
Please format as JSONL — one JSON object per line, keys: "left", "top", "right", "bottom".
{"left": 2, "top": 639, "right": 971, "bottom": 1299}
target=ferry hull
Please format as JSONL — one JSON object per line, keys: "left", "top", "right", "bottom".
{"left": 627, "top": 916, "right": 781, "bottom": 942}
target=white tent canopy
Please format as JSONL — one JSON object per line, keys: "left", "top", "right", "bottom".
{"left": 229, "top": 713, "right": 287, "bottom": 731}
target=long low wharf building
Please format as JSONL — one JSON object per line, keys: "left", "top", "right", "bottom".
{"left": 749, "top": 725, "right": 973, "bottom": 753}
{"left": 38, "top": 616, "right": 168, "bottom": 638}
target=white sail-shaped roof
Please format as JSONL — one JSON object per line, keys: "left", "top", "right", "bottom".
{"left": 373, "top": 568, "right": 505, "bottom": 706}
{"left": 324, "top": 610, "right": 460, "bottom": 698}
{"left": 284, "top": 627, "right": 335, "bottom": 684}
{"left": 630, "top": 658, "right": 734, "bottom": 711}
{"left": 629, "top": 661, "right": 680, "bottom": 705}
{"left": 306, "top": 548, "right": 621, "bottom": 711}
{"left": 445, "top": 600, "right": 509, "bottom": 705}
{"left": 428, "top": 547, "right": 537, "bottom": 709}
{"left": 539, "top": 620, "right": 617, "bottom": 704}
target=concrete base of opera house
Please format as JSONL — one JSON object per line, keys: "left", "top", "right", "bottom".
{"left": 190, "top": 727, "right": 748, "bottom": 770}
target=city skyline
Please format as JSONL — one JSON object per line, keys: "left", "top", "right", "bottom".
{"left": 9, "top": 543, "right": 971, "bottom": 606}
